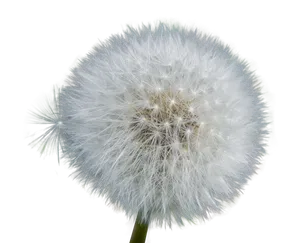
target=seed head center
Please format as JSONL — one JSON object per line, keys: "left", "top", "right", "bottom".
{"left": 130, "top": 91, "right": 199, "bottom": 152}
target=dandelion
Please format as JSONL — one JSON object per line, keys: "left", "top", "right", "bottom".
{"left": 30, "top": 22, "right": 269, "bottom": 242}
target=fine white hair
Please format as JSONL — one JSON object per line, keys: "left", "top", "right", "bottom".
{"left": 31, "top": 22, "right": 268, "bottom": 227}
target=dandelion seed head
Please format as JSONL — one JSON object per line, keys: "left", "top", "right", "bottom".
{"left": 31, "top": 23, "right": 269, "bottom": 227}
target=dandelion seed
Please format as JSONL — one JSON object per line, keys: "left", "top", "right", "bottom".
{"left": 30, "top": 22, "right": 269, "bottom": 242}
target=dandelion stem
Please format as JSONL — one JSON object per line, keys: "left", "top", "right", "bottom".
{"left": 129, "top": 211, "right": 149, "bottom": 243}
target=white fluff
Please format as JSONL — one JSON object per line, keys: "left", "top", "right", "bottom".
{"left": 31, "top": 23, "right": 268, "bottom": 227}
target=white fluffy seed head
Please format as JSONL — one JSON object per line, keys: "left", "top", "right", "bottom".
{"left": 31, "top": 22, "right": 269, "bottom": 227}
